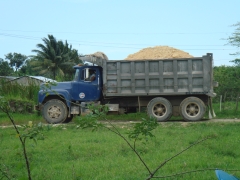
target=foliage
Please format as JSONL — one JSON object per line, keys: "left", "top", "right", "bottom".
{"left": 227, "top": 22, "right": 240, "bottom": 57}
{"left": 0, "top": 79, "right": 40, "bottom": 105}
{"left": 0, "top": 96, "right": 45, "bottom": 180}
{"left": 20, "top": 122, "right": 45, "bottom": 144}
{"left": 212, "top": 21, "right": 240, "bottom": 98}
{"left": 213, "top": 65, "right": 240, "bottom": 102}
{"left": 4, "top": 52, "right": 28, "bottom": 72}
{"left": 76, "top": 103, "right": 108, "bottom": 130}
{"left": 7, "top": 99, "right": 35, "bottom": 113}
{"left": 212, "top": 101, "right": 240, "bottom": 118}
{"left": 17, "top": 58, "right": 39, "bottom": 76}
{"left": 31, "top": 34, "right": 82, "bottom": 80}
{"left": 128, "top": 117, "right": 158, "bottom": 141}
{"left": 0, "top": 58, "right": 14, "bottom": 76}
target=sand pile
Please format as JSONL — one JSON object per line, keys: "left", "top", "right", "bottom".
{"left": 92, "top": 51, "right": 109, "bottom": 60}
{"left": 125, "top": 46, "right": 193, "bottom": 60}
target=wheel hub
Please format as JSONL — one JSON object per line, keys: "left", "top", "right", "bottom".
{"left": 48, "top": 106, "right": 61, "bottom": 118}
{"left": 153, "top": 104, "right": 166, "bottom": 117}
{"left": 189, "top": 106, "right": 195, "bottom": 113}
{"left": 186, "top": 103, "right": 199, "bottom": 116}
{"left": 157, "top": 107, "right": 163, "bottom": 113}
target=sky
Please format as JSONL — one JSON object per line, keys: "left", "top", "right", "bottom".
{"left": 0, "top": 0, "right": 240, "bottom": 67}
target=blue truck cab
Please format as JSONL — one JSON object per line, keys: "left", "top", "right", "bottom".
{"left": 37, "top": 65, "right": 103, "bottom": 123}
{"left": 72, "top": 65, "right": 103, "bottom": 102}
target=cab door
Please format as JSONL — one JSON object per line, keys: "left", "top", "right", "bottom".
{"left": 78, "top": 67, "right": 100, "bottom": 101}
{"left": 71, "top": 68, "right": 81, "bottom": 101}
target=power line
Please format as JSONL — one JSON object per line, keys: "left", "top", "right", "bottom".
{"left": 0, "top": 32, "right": 234, "bottom": 47}
{"left": 77, "top": 43, "right": 237, "bottom": 50}
{"left": 69, "top": 40, "right": 227, "bottom": 46}
{"left": 0, "top": 33, "right": 40, "bottom": 40}
{"left": 0, "top": 29, "right": 232, "bottom": 35}
{"left": 0, "top": 32, "right": 238, "bottom": 51}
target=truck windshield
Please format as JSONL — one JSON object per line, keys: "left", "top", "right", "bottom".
{"left": 73, "top": 69, "right": 79, "bottom": 81}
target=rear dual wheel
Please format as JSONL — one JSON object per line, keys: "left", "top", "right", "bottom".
{"left": 147, "top": 97, "right": 172, "bottom": 122}
{"left": 180, "top": 97, "right": 206, "bottom": 121}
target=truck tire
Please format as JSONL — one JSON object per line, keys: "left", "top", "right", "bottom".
{"left": 147, "top": 97, "right": 172, "bottom": 122}
{"left": 42, "top": 99, "right": 68, "bottom": 124}
{"left": 63, "top": 115, "right": 73, "bottom": 123}
{"left": 180, "top": 97, "right": 206, "bottom": 121}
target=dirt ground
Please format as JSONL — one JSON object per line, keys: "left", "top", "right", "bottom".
{"left": 1, "top": 119, "right": 240, "bottom": 129}
{"left": 203, "top": 119, "right": 240, "bottom": 122}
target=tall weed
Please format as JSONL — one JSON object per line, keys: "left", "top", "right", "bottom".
{"left": 0, "top": 79, "right": 40, "bottom": 104}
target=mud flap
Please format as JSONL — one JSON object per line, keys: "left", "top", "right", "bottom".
{"left": 209, "top": 109, "right": 213, "bottom": 119}
{"left": 208, "top": 97, "right": 216, "bottom": 119}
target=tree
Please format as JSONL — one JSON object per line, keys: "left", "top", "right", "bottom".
{"left": 57, "top": 40, "right": 80, "bottom": 81}
{"left": 213, "top": 65, "right": 240, "bottom": 101}
{"left": 18, "top": 58, "right": 39, "bottom": 76}
{"left": 0, "top": 58, "right": 14, "bottom": 76}
{"left": 227, "top": 22, "right": 240, "bottom": 65}
{"left": 31, "top": 35, "right": 81, "bottom": 80}
{"left": 5, "top": 53, "right": 28, "bottom": 71}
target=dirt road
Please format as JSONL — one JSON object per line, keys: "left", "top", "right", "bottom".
{"left": 205, "top": 119, "right": 240, "bottom": 122}
{"left": 1, "top": 119, "right": 240, "bottom": 129}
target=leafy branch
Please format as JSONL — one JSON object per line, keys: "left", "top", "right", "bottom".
{"left": 75, "top": 104, "right": 238, "bottom": 179}
{"left": 0, "top": 97, "right": 45, "bottom": 180}
{"left": 0, "top": 164, "right": 11, "bottom": 180}
{"left": 146, "top": 136, "right": 212, "bottom": 180}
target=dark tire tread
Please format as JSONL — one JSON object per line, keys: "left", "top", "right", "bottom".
{"left": 147, "top": 97, "right": 172, "bottom": 122}
{"left": 42, "top": 99, "right": 68, "bottom": 124}
{"left": 180, "top": 97, "right": 206, "bottom": 121}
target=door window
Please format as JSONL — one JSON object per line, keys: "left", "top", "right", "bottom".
{"left": 81, "top": 68, "right": 96, "bottom": 82}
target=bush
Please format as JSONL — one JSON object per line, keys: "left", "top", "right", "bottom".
{"left": 0, "top": 79, "right": 39, "bottom": 114}
{"left": 8, "top": 99, "right": 35, "bottom": 113}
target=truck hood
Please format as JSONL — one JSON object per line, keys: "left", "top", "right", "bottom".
{"left": 40, "top": 81, "right": 72, "bottom": 92}
{"left": 38, "top": 81, "right": 73, "bottom": 106}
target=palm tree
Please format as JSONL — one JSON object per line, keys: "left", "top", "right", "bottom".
{"left": 58, "top": 41, "right": 80, "bottom": 80}
{"left": 31, "top": 35, "right": 81, "bottom": 80}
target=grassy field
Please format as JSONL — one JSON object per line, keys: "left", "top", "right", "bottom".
{"left": 1, "top": 102, "right": 240, "bottom": 179}
{"left": 1, "top": 121, "right": 240, "bottom": 180}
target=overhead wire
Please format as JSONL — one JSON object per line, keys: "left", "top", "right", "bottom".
{"left": 0, "top": 31, "right": 238, "bottom": 62}
{"left": 0, "top": 33, "right": 235, "bottom": 51}
{"left": 0, "top": 32, "right": 236, "bottom": 50}
{"left": 0, "top": 29, "right": 233, "bottom": 35}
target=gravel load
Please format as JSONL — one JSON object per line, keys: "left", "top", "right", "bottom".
{"left": 125, "top": 46, "right": 193, "bottom": 60}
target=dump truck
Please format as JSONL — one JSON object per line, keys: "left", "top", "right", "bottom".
{"left": 36, "top": 53, "right": 217, "bottom": 123}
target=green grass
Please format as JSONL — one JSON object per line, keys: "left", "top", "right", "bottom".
{"left": 212, "top": 101, "right": 240, "bottom": 119}
{"left": 0, "top": 111, "right": 44, "bottom": 126}
{"left": 1, "top": 122, "right": 240, "bottom": 179}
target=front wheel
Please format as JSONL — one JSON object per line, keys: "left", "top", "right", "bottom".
{"left": 42, "top": 99, "right": 68, "bottom": 124}
{"left": 180, "top": 97, "right": 206, "bottom": 121}
{"left": 147, "top": 97, "right": 172, "bottom": 122}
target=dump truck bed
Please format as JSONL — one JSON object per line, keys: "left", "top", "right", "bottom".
{"left": 102, "top": 53, "right": 214, "bottom": 97}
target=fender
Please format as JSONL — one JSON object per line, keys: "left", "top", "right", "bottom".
{"left": 38, "top": 89, "right": 72, "bottom": 107}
